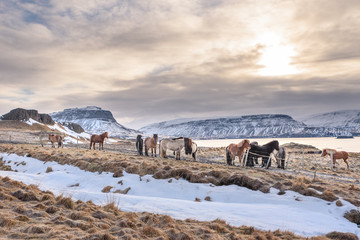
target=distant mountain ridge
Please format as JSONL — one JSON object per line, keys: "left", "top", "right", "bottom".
{"left": 141, "top": 112, "right": 359, "bottom": 139}
{"left": 50, "top": 106, "right": 139, "bottom": 138}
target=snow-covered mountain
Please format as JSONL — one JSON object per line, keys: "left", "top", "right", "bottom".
{"left": 140, "top": 113, "right": 358, "bottom": 139}
{"left": 141, "top": 114, "right": 306, "bottom": 138}
{"left": 50, "top": 106, "right": 139, "bottom": 138}
{"left": 302, "top": 110, "right": 360, "bottom": 135}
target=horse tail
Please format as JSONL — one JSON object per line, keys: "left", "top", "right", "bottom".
{"left": 184, "top": 138, "right": 192, "bottom": 155}
{"left": 159, "top": 140, "right": 164, "bottom": 158}
{"left": 226, "top": 146, "right": 231, "bottom": 165}
{"left": 144, "top": 141, "right": 149, "bottom": 156}
{"left": 59, "top": 136, "right": 63, "bottom": 148}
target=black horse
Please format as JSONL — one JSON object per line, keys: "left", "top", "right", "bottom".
{"left": 246, "top": 140, "right": 280, "bottom": 169}
{"left": 136, "top": 135, "right": 143, "bottom": 155}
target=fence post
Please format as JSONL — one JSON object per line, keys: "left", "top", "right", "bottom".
{"left": 330, "top": 150, "right": 333, "bottom": 170}
{"left": 302, "top": 150, "right": 305, "bottom": 169}
{"left": 285, "top": 153, "right": 290, "bottom": 169}
{"left": 313, "top": 156, "right": 317, "bottom": 181}
{"left": 243, "top": 149, "right": 249, "bottom": 167}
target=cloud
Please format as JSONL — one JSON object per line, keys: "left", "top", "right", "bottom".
{"left": 0, "top": 0, "right": 360, "bottom": 128}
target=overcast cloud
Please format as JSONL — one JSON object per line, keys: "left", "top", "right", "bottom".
{"left": 1, "top": 0, "right": 360, "bottom": 128}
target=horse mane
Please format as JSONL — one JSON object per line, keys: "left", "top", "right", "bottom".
{"left": 172, "top": 137, "right": 184, "bottom": 140}
{"left": 136, "top": 135, "right": 142, "bottom": 141}
{"left": 184, "top": 138, "right": 193, "bottom": 155}
{"left": 237, "top": 139, "right": 249, "bottom": 147}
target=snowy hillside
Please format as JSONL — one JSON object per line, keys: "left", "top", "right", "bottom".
{"left": 141, "top": 114, "right": 307, "bottom": 138}
{"left": 140, "top": 114, "right": 356, "bottom": 139}
{"left": 50, "top": 106, "right": 139, "bottom": 138}
{"left": 303, "top": 110, "right": 360, "bottom": 134}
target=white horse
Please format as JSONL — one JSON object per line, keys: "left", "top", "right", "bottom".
{"left": 159, "top": 137, "right": 197, "bottom": 161}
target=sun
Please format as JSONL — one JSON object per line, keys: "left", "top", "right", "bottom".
{"left": 256, "top": 32, "right": 299, "bottom": 76}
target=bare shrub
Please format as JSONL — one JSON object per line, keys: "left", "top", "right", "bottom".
{"left": 204, "top": 196, "right": 211, "bottom": 201}
{"left": 45, "top": 167, "right": 53, "bottom": 173}
{"left": 24, "top": 225, "right": 49, "bottom": 234}
{"left": 320, "top": 190, "right": 338, "bottom": 202}
{"left": 15, "top": 215, "right": 29, "bottom": 222}
{"left": 92, "top": 210, "right": 108, "bottom": 219}
{"left": 41, "top": 194, "right": 55, "bottom": 202}
{"left": 57, "top": 196, "right": 75, "bottom": 209}
{"left": 45, "top": 206, "right": 58, "bottom": 214}
{"left": 0, "top": 217, "right": 17, "bottom": 228}
{"left": 113, "top": 187, "right": 130, "bottom": 195}
{"left": 12, "top": 190, "right": 39, "bottom": 201}
{"left": 336, "top": 200, "right": 343, "bottom": 207}
{"left": 344, "top": 209, "right": 360, "bottom": 224}
{"left": 326, "top": 231, "right": 359, "bottom": 240}
{"left": 101, "top": 186, "right": 113, "bottom": 193}
{"left": 142, "top": 226, "right": 162, "bottom": 238}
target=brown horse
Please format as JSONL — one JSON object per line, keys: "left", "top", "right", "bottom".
{"left": 226, "top": 139, "right": 251, "bottom": 166}
{"left": 48, "top": 134, "right": 63, "bottom": 148}
{"left": 90, "top": 132, "right": 109, "bottom": 150}
{"left": 144, "top": 134, "right": 158, "bottom": 157}
{"left": 321, "top": 149, "right": 350, "bottom": 169}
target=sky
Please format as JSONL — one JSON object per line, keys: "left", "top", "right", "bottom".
{"left": 1, "top": 0, "right": 360, "bottom": 129}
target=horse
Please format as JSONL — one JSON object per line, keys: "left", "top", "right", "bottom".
{"left": 90, "top": 132, "right": 109, "bottom": 150}
{"left": 159, "top": 137, "right": 195, "bottom": 160}
{"left": 275, "top": 147, "right": 286, "bottom": 169}
{"left": 136, "top": 135, "right": 143, "bottom": 155}
{"left": 246, "top": 140, "right": 280, "bottom": 169}
{"left": 321, "top": 149, "right": 349, "bottom": 169}
{"left": 48, "top": 134, "right": 63, "bottom": 148}
{"left": 225, "top": 139, "right": 251, "bottom": 166}
{"left": 144, "top": 134, "right": 158, "bottom": 157}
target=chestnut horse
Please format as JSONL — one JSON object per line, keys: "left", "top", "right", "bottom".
{"left": 144, "top": 134, "right": 158, "bottom": 157}
{"left": 226, "top": 139, "right": 251, "bottom": 166}
{"left": 90, "top": 132, "right": 109, "bottom": 150}
{"left": 48, "top": 134, "right": 63, "bottom": 148}
{"left": 321, "top": 149, "right": 349, "bottom": 169}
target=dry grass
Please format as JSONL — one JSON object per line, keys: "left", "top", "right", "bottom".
{"left": 0, "top": 141, "right": 359, "bottom": 239}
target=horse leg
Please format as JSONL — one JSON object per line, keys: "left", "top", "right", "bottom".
{"left": 344, "top": 159, "right": 349, "bottom": 169}
{"left": 90, "top": 141, "right": 92, "bottom": 150}
{"left": 154, "top": 146, "right": 157, "bottom": 157}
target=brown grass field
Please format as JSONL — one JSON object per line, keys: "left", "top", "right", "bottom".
{"left": 0, "top": 127, "right": 360, "bottom": 239}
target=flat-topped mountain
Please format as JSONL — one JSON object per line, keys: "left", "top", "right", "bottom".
{"left": 50, "top": 106, "right": 138, "bottom": 137}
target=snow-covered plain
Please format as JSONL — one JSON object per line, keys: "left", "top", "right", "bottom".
{"left": 0, "top": 153, "right": 359, "bottom": 237}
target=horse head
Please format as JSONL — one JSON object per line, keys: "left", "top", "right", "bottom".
{"left": 153, "top": 134, "right": 158, "bottom": 141}
{"left": 244, "top": 139, "right": 251, "bottom": 149}
{"left": 273, "top": 140, "right": 280, "bottom": 151}
{"left": 104, "top": 132, "right": 109, "bottom": 138}
{"left": 321, "top": 149, "right": 328, "bottom": 157}
{"left": 136, "top": 135, "right": 142, "bottom": 141}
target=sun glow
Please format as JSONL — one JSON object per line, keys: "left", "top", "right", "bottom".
{"left": 257, "top": 32, "right": 299, "bottom": 76}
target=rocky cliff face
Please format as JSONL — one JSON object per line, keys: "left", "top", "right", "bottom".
{"left": 50, "top": 106, "right": 138, "bottom": 137}
{"left": 1, "top": 108, "right": 55, "bottom": 125}
{"left": 60, "top": 122, "right": 85, "bottom": 133}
